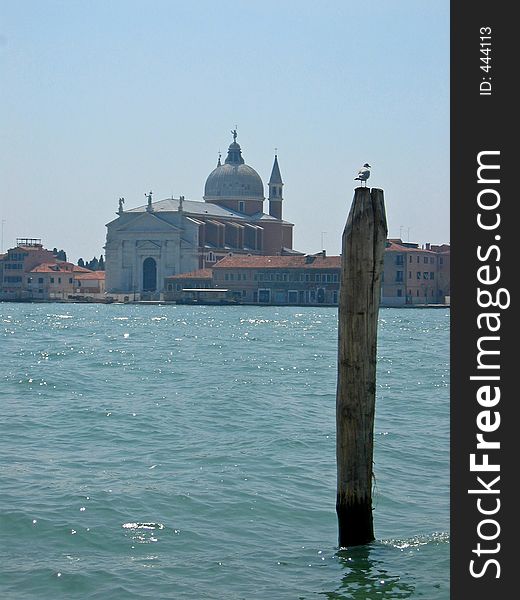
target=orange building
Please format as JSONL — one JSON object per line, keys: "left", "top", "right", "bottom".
{"left": 0, "top": 238, "right": 105, "bottom": 302}
{"left": 165, "top": 253, "right": 341, "bottom": 305}
{"left": 382, "top": 239, "right": 450, "bottom": 306}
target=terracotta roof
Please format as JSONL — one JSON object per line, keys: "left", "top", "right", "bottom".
{"left": 213, "top": 254, "right": 341, "bottom": 269}
{"left": 30, "top": 261, "right": 76, "bottom": 273}
{"left": 15, "top": 246, "right": 44, "bottom": 252}
{"left": 386, "top": 242, "right": 436, "bottom": 253}
{"left": 75, "top": 271, "right": 105, "bottom": 280}
{"left": 166, "top": 268, "right": 213, "bottom": 280}
{"left": 73, "top": 265, "right": 93, "bottom": 272}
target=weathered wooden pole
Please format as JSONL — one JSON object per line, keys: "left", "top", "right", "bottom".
{"left": 336, "top": 186, "right": 387, "bottom": 547}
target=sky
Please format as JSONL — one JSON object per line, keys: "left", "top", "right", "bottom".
{"left": 1, "top": 0, "right": 449, "bottom": 263}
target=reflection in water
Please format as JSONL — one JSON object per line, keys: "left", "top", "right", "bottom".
{"left": 323, "top": 543, "right": 416, "bottom": 599}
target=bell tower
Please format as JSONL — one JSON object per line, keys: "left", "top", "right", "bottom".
{"left": 268, "top": 153, "right": 283, "bottom": 220}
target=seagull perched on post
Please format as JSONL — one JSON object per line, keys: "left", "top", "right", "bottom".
{"left": 354, "top": 163, "right": 371, "bottom": 186}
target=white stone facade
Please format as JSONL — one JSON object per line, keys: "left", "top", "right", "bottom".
{"left": 105, "top": 209, "right": 199, "bottom": 296}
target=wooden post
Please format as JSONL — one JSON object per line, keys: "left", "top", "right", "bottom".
{"left": 336, "top": 187, "right": 387, "bottom": 547}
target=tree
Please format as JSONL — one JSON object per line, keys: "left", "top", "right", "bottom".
{"left": 52, "top": 248, "right": 67, "bottom": 261}
{"left": 98, "top": 255, "right": 105, "bottom": 270}
{"left": 78, "top": 258, "right": 85, "bottom": 267}
{"left": 88, "top": 257, "right": 99, "bottom": 271}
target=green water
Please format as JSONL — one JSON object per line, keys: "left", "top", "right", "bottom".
{"left": 0, "top": 304, "right": 449, "bottom": 599}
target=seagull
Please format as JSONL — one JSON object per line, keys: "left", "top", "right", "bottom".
{"left": 354, "top": 163, "right": 371, "bottom": 186}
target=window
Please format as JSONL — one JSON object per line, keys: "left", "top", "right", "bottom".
{"left": 397, "top": 289, "right": 403, "bottom": 297}
{"left": 395, "top": 271, "right": 403, "bottom": 282}
{"left": 326, "top": 274, "right": 332, "bottom": 283}
{"left": 58, "top": 277, "right": 61, "bottom": 284}
{"left": 225, "top": 274, "right": 229, "bottom": 281}
{"left": 440, "top": 257, "right": 444, "bottom": 265}
{"left": 395, "top": 255, "right": 404, "bottom": 265}
{"left": 27, "top": 277, "right": 32, "bottom": 283}
{"left": 258, "top": 288, "right": 270, "bottom": 303}
{"left": 417, "top": 272, "right": 421, "bottom": 279}
{"left": 333, "top": 290, "right": 338, "bottom": 304}
{"left": 430, "top": 257, "right": 434, "bottom": 264}
{"left": 430, "top": 272, "right": 435, "bottom": 279}
{"left": 333, "top": 274, "right": 338, "bottom": 283}
{"left": 50, "top": 277, "right": 54, "bottom": 284}
{"left": 288, "top": 290, "right": 298, "bottom": 303}
{"left": 408, "top": 271, "right": 412, "bottom": 279}
{"left": 409, "top": 255, "right": 413, "bottom": 263}
{"left": 69, "top": 278, "right": 73, "bottom": 284}
{"left": 417, "top": 256, "right": 420, "bottom": 263}
{"left": 423, "top": 272, "right": 429, "bottom": 279}
{"left": 424, "top": 257, "right": 428, "bottom": 264}
{"left": 38, "top": 277, "right": 44, "bottom": 284}
{"left": 239, "top": 201, "right": 245, "bottom": 212}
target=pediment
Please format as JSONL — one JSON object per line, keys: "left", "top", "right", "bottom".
{"left": 114, "top": 212, "right": 181, "bottom": 233}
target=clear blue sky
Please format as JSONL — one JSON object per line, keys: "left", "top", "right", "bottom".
{"left": 1, "top": 0, "right": 449, "bottom": 262}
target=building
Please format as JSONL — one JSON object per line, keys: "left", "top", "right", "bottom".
{"left": 0, "top": 239, "right": 105, "bottom": 302}
{"left": 164, "top": 242, "right": 451, "bottom": 307}
{"left": 382, "top": 240, "right": 451, "bottom": 306}
{"left": 105, "top": 131, "right": 296, "bottom": 299}
{"left": 165, "top": 253, "right": 341, "bottom": 305}
{"left": 0, "top": 239, "right": 57, "bottom": 300}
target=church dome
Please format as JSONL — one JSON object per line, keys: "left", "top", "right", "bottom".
{"left": 204, "top": 135, "right": 264, "bottom": 200}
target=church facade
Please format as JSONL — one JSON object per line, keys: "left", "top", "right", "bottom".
{"left": 105, "top": 132, "right": 295, "bottom": 297}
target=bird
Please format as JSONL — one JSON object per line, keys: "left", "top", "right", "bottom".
{"left": 354, "top": 163, "right": 371, "bottom": 186}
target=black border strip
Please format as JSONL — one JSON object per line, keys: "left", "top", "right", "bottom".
{"left": 451, "top": 2, "right": 514, "bottom": 597}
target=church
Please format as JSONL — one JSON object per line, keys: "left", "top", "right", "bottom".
{"left": 105, "top": 131, "right": 296, "bottom": 297}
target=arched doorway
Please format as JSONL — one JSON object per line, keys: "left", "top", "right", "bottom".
{"left": 142, "top": 257, "right": 157, "bottom": 291}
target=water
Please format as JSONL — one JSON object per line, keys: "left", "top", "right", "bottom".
{"left": 0, "top": 304, "right": 449, "bottom": 599}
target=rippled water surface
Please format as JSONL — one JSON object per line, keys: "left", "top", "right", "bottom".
{"left": 0, "top": 304, "right": 449, "bottom": 599}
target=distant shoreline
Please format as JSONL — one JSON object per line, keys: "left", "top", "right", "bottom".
{"left": 0, "top": 299, "right": 450, "bottom": 309}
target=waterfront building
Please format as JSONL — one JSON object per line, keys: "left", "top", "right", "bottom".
{"left": 104, "top": 132, "right": 295, "bottom": 299}
{"left": 0, "top": 239, "right": 104, "bottom": 301}
{"left": 164, "top": 242, "right": 451, "bottom": 307}
{"left": 165, "top": 252, "right": 341, "bottom": 305}
{"left": 0, "top": 239, "right": 57, "bottom": 300}
{"left": 382, "top": 239, "right": 451, "bottom": 306}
